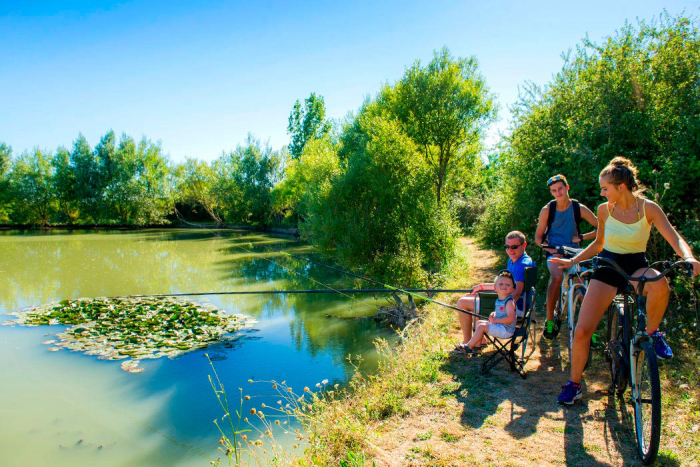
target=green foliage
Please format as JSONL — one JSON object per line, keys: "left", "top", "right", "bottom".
{"left": 288, "top": 93, "right": 332, "bottom": 160}
{"left": 70, "top": 134, "right": 102, "bottom": 223}
{"left": 306, "top": 109, "right": 457, "bottom": 287}
{"left": 271, "top": 136, "right": 340, "bottom": 225}
{"left": 7, "top": 148, "right": 56, "bottom": 225}
{"left": 176, "top": 158, "right": 223, "bottom": 224}
{"left": 0, "top": 142, "right": 12, "bottom": 222}
{"left": 479, "top": 13, "right": 700, "bottom": 252}
{"left": 215, "top": 135, "right": 281, "bottom": 226}
{"left": 379, "top": 47, "right": 496, "bottom": 205}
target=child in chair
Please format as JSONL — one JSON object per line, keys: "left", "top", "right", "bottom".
{"left": 463, "top": 270, "right": 517, "bottom": 354}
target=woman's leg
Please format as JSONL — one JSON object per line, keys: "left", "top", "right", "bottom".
{"left": 456, "top": 296, "right": 476, "bottom": 343}
{"left": 570, "top": 279, "right": 618, "bottom": 384}
{"left": 630, "top": 268, "right": 669, "bottom": 333}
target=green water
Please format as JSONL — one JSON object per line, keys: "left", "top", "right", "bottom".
{"left": 0, "top": 229, "right": 395, "bottom": 466}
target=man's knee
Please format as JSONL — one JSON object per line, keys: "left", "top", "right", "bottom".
{"left": 457, "top": 296, "right": 475, "bottom": 311}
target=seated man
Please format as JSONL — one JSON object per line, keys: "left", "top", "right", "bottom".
{"left": 453, "top": 231, "right": 536, "bottom": 352}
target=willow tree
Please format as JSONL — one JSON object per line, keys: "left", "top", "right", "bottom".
{"left": 381, "top": 47, "right": 496, "bottom": 205}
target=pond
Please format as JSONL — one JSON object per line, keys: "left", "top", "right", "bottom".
{"left": 0, "top": 229, "right": 396, "bottom": 466}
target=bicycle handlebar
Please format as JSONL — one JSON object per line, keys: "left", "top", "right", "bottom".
{"left": 540, "top": 244, "right": 583, "bottom": 259}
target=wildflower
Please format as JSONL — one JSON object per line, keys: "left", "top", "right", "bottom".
{"left": 275, "top": 420, "right": 280, "bottom": 425}
{"left": 242, "top": 435, "right": 247, "bottom": 440}
{"left": 261, "top": 403, "right": 266, "bottom": 407}
{"left": 664, "top": 182, "right": 670, "bottom": 189}
{"left": 248, "top": 379, "right": 253, "bottom": 383}
{"left": 293, "top": 444, "right": 298, "bottom": 449}
{"left": 322, "top": 379, "right": 328, "bottom": 385}
{"left": 277, "top": 400, "right": 282, "bottom": 405}
{"left": 287, "top": 387, "right": 293, "bottom": 393}
{"left": 316, "top": 383, "right": 321, "bottom": 388}
{"left": 244, "top": 417, "right": 248, "bottom": 422}
{"left": 244, "top": 395, "right": 250, "bottom": 400}
{"left": 250, "top": 408, "right": 256, "bottom": 415}
{"left": 304, "top": 387, "right": 310, "bottom": 392}
{"left": 272, "top": 384, "right": 277, "bottom": 389}
{"left": 259, "top": 412, "right": 265, "bottom": 419}
{"left": 265, "top": 430, "right": 272, "bottom": 436}
{"left": 334, "top": 384, "right": 339, "bottom": 389}
{"left": 219, "top": 437, "right": 225, "bottom": 445}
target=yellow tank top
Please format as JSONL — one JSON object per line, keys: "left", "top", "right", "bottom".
{"left": 604, "top": 200, "right": 651, "bottom": 254}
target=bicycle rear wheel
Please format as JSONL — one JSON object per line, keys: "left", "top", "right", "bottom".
{"left": 606, "top": 301, "right": 628, "bottom": 395}
{"left": 632, "top": 340, "right": 661, "bottom": 464}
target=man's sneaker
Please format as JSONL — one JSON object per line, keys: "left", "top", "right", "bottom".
{"left": 651, "top": 330, "right": 673, "bottom": 360}
{"left": 590, "top": 333, "right": 605, "bottom": 350}
{"left": 557, "top": 381, "right": 582, "bottom": 405}
{"left": 543, "top": 320, "right": 559, "bottom": 340}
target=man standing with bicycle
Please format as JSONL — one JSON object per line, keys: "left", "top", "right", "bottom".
{"left": 535, "top": 174, "right": 598, "bottom": 340}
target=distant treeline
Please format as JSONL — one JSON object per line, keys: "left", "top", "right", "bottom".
{"left": 2, "top": 12, "right": 698, "bottom": 287}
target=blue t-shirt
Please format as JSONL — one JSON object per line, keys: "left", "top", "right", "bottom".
{"left": 507, "top": 252, "right": 536, "bottom": 310}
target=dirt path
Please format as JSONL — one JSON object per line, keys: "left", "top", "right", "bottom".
{"left": 365, "top": 239, "right": 685, "bottom": 466}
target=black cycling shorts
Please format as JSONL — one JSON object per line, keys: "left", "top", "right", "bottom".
{"left": 591, "top": 249, "right": 649, "bottom": 293}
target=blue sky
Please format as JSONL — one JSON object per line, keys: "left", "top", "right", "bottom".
{"left": 1, "top": 1, "right": 698, "bottom": 163}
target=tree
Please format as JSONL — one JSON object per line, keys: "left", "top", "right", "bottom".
{"left": 306, "top": 109, "right": 457, "bottom": 287}
{"left": 272, "top": 135, "right": 339, "bottom": 225}
{"left": 215, "top": 135, "right": 281, "bottom": 226}
{"left": 380, "top": 47, "right": 496, "bottom": 205}
{"left": 288, "top": 93, "right": 332, "bottom": 160}
{"left": 175, "top": 158, "right": 222, "bottom": 225}
{"left": 0, "top": 142, "right": 12, "bottom": 222}
{"left": 8, "top": 148, "right": 56, "bottom": 225}
{"left": 51, "top": 147, "right": 76, "bottom": 223}
{"left": 70, "top": 134, "right": 102, "bottom": 223}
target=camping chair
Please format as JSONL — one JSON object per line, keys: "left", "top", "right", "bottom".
{"left": 478, "top": 267, "right": 537, "bottom": 379}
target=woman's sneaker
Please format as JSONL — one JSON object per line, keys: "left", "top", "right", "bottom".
{"left": 650, "top": 331, "right": 673, "bottom": 360}
{"left": 544, "top": 320, "right": 559, "bottom": 339}
{"left": 557, "top": 381, "right": 582, "bottom": 405}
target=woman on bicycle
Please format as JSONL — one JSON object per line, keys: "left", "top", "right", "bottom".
{"left": 551, "top": 157, "right": 700, "bottom": 405}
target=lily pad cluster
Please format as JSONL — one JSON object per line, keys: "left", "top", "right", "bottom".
{"left": 5, "top": 297, "right": 251, "bottom": 372}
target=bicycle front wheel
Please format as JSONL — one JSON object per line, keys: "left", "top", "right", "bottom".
{"left": 568, "top": 289, "right": 585, "bottom": 365}
{"left": 632, "top": 340, "right": 661, "bottom": 464}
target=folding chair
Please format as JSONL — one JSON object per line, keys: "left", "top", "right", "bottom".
{"left": 479, "top": 267, "right": 537, "bottom": 379}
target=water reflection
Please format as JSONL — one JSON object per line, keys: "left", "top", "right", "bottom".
{"left": 0, "top": 229, "right": 396, "bottom": 466}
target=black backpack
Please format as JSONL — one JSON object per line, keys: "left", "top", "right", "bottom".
{"left": 543, "top": 199, "right": 581, "bottom": 241}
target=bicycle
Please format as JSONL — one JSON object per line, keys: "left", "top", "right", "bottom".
{"left": 595, "top": 256, "right": 695, "bottom": 464}
{"left": 542, "top": 245, "right": 595, "bottom": 363}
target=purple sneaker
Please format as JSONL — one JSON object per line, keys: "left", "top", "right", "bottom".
{"left": 650, "top": 330, "right": 673, "bottom": 360}
{"left": 557, "top": 381, "right": 582, "bottom": 405}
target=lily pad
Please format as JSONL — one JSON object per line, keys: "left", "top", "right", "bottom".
{"left": 4, "top": 296, "right": 254, "bottom": 372}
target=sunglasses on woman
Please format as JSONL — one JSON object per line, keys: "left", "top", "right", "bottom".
{"left": 504, "top": 243, "right": 523, "bottom": 251}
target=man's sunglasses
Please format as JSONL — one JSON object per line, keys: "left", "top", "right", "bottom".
{"left": 504, "top": 243, "right": 523, "bottom": 251}
{"left": 547, "top": 175, "right": 565, "bottom": 186}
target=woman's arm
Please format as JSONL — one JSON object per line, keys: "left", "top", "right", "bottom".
{"left": 551, "top": 203, "right": 608, "bottom": 268}
{"left": 646, "top": 201, "right": 700, "bottom": 276}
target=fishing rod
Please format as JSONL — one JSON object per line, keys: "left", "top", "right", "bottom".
{"left": 129, "top": 288, "right": 475, "bottom": 298}
{"left": 273, "top": 248, "right": 483, "bottom": 317}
